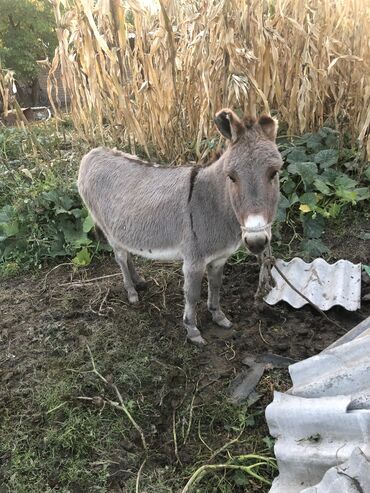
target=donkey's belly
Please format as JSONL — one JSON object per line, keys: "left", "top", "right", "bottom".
{"left": 205, "top": 240, "right": 242, "bottom": 264}
{"left": 127, "top": 246, "right": 182, "bottom": 261}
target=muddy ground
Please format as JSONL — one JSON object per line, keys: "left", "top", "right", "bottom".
{"left": 1, "top": 225, "right": 369, "bottom": 492}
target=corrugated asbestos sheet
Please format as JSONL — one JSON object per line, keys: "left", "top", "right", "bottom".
{"left": 266, "top": 317, "right": 370, "bottom": 493}
{"left": 301, "top": 448, "right": 370, "bottom": 493}
{"left": 264, "top": 258, "right": 361, "bottom": 311}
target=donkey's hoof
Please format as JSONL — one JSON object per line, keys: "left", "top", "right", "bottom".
{"left": 215, "top": 317, "right": 233, "bottom": 329}
{"left": 184, "top": 325, "right": 207, "bottom": 345}
{"left": 189, "top": 335, "right": 207, "bottom": 346}
{"left": 211, "top": 310, "right": 233, "bottom": 329}
{"left": 127, "top": 290, "right": 139, "bottom": 304}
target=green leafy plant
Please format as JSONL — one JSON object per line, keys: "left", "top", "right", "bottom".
{"left": 276, "top": 127, "right": 370, "bottom": 257}
{"left": 0, "top": 183, "right": 97, "bottom": 268}
{"left": 0, "top": 123, "right": 107, "bottom": 273}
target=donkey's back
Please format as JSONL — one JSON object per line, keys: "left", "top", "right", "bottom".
{"left": 78, "top": 147, "right": 191, "bottom": 259}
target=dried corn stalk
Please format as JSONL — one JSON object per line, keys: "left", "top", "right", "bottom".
{"left": 0, "top": 67, "right": 14, "bottom": 118}
{"left": 49, "top": 0, "right": 370, "bottom": 161}
{"left": 0, "top": 67, "right": 29, "bottom": 127}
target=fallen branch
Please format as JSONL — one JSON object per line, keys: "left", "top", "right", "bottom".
{"left": 181, "top": 455, "right": 277, "bottom": 492}
{"left": 207, "top": 426, "right": 245, "bottom": 463}
{"left": 59, "top": 272, "right": 122, "bottom": 287}
{"left": 41, "top": 262, "right": 73, "bottom": 290}
{"left": 173, "top": 409, "right": 182, "bottom": 465}
{"left": 85, "top": 345, "right": 148, "bottom": 452}
{"left": 183, "top": 384, "right": 198, "bottom": 445}
{"left": 136, "top": 458, "right": 146, "bottom": 493}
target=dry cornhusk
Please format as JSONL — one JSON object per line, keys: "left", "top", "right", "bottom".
{"left": 34, "top": 0, "right": 370, "bottom": 160}
{"left": 0, "top": 67, "right": 29, "bottom": 126}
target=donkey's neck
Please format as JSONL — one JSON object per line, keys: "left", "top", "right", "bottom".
{"left": 193, "top": 153, "right": 242, "bottom": 244}
{"left": 198, "top": 152, "right": 230, "bottom": 198}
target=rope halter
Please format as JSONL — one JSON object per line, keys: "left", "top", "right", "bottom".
{"left": 240, "top": 222, "right": 273, "bottom": 234}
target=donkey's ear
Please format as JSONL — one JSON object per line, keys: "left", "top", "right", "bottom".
{"left": 214, "top": 109, "right": 244, "bottom": 142}
{"left": 259, "top": 115, "right": 278, "bottom": 141}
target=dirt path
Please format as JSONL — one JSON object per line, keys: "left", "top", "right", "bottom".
{"left": 0, "top": 254, "right": 369, "bottom": 492}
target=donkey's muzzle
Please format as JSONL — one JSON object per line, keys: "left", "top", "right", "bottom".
{"left": 244, "top": 234, "right": 268, "bottom": 254}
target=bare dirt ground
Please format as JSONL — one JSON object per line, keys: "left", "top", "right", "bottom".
{"left": 1, "top": 224, "right": 369, "bottom": 492}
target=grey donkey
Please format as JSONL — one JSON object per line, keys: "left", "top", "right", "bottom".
{"left": 78, "top": 109, "right": 283, "bottom": 345}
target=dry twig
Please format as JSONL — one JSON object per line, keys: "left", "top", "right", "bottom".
{"left": 85, "top": 345, "right": 148, "bottom": 452}
{"left": 181, "top": 454, "right": 276, "bottom": 492}
{"left": 59, "top": 273, "right": 121, "bottom": 287}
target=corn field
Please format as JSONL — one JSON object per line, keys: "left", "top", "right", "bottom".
{"left": 49, "top": 0, "right": 369, "bottom": 160}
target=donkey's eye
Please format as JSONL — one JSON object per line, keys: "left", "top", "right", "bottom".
{"left": 227, "top": 172, "right": 237, "bottom": 183}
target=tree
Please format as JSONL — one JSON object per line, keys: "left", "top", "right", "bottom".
{"left": 0, "top": 0, "right": 56, "bottom": 84}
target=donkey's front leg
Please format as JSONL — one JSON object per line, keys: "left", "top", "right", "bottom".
{"left": 207, "top": 258, "right": 232, "bottom": 329}
{"left": 182, "top": 261, "right": 207, "bottom": 345}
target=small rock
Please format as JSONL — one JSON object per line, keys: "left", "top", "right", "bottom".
{"left": 275, "top": 342, "right": 289, "bottom": 351}
{"left": 229, "top": 364, "right": 265, "bottom": 405}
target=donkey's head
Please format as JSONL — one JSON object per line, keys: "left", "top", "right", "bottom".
{"left": 214, "top": 108, "right": 282, "bottom": 254}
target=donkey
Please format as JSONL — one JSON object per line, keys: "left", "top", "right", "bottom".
{"left": 78, "top": 109, "right": 283, "bottom": 345}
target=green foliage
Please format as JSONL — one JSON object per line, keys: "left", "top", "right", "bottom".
{"left": 277, "top": 126, "right": 370, "bottom": 257}
{"left": 0, "top": 186, "right": 92, "bottom": 264}
{"left": 0, "top": 0, "right": 56, "bottom": 83}
{"left": 364, "top": 165, "right": 370, "bottom": 182}
{"left": 0, "top": 123, "right": 108, "bottom": 272}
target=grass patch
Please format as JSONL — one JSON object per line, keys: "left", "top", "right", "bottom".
{"left": 0, "top": 285, "right": 279, "bottom": 493}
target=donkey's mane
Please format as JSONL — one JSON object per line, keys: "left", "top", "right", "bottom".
{"left": 106, "top": 145, "right": 225, "bottom": 171}
{"left": 110, "top": 147, "right": 151, "bottom": 165}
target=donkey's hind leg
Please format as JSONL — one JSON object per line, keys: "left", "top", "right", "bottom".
{"left": 207, "top": 258, "right": 232, "bottom": 329}
{"left": 114, "top": 249, "right": 139, "bottom": 303}
{"left": 127, "top": 253, "right": 147, "bottom": 290}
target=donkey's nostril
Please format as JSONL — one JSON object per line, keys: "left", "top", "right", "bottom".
{"left": 245, "top": 235, "right": 268, "bottom": 254}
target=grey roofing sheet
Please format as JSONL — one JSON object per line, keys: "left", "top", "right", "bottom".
{"left": 301, "top": 447, "right": 370, "bottom": 493}
{"left": 266, "top": 316, "right": 370, "bottom": 493}
{"left": 264, "top": 258, "right": 361, "bottom": 311}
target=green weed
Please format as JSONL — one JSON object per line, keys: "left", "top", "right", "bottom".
{"left": 276, "top": 127, "right": 370, "bottom": 257}
{"left": 0, "top": 122, "right": 108, "bottom": 271}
